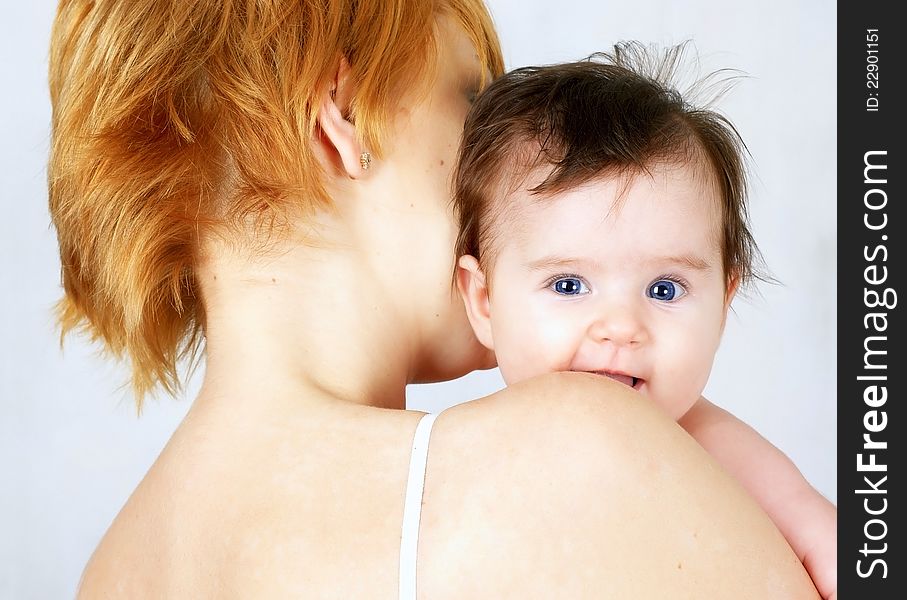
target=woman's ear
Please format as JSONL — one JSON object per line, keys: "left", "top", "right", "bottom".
{"left": 456, "top": 255, "right": 495, "bottom": 351}
{"left": 316, "top": 56, "right": 368, "bottom": 178}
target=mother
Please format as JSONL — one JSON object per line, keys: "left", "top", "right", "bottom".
{"left": 50, "top": 0, "right": 819, "bottom": 597}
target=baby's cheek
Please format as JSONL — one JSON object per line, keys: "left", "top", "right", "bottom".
{"left": 495, "top": 328, "right": 562, "bottom": 384}
{"left": 655, "top": 339, "right": 714, "bottom": 416}
{"left": 495, "top": 303, "right": 578, "bottom": 385}
{"left": 497, "top": 347, "right": 545, "bottom": 385}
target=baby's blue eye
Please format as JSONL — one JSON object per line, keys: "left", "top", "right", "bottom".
{"left": 551, "top": 277, "right": 588, "bottom": 296}
{"left": 647, "top": 280, "right": 686, "bottom": 302}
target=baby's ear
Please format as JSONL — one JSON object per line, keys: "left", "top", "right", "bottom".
{"left": 720, "top": 273, "right": 740, "bottom": 334}
{"left": 456, "top": 255, "right": 495, "bottom": 351}
{"left": 724, "top": 273, "right": 740, "bottom": 308}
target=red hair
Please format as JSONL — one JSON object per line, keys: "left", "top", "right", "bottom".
{"left": 48, "top": 0, "right": 503, "bottom": 409}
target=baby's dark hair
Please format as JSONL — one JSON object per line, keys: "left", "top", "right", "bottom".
{"left": 454, "top": 42, "right": 763, "bottom": 290}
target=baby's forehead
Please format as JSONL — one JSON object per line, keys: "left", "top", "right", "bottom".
{"left": 492, "top": 159, "right": 725, "bottom": 240}
{"left": 480, "top": 186, "right": 715, "bottom": 292}
{"left": 468, "top": 152, "right": 732, "bottom": 285}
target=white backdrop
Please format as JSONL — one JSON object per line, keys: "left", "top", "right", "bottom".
{"left": 1, "top": 1, "right": 835, "bottom": 597}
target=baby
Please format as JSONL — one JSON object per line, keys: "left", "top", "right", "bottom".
{"left": 453, "top": 45, "right": 836, "bottom": 599}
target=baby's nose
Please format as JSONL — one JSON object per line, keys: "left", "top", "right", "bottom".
{"left": 586, "top": 302, "right": 647, "bottom": 347}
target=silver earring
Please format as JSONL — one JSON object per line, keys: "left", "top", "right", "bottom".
{"left": 360, "top": 151, "right": 371, "bottom": 171}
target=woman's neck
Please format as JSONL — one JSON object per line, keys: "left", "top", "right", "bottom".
{"left": 195, "top": 239, "right": 416, "bottom": 416}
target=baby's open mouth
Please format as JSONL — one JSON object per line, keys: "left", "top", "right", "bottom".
{"left": 588, "top": 371, "right": 642, "bottom": 390}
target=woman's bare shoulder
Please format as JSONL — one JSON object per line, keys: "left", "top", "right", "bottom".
{"left": 434, "top": 371, "right": 687, "bottom": 474}
{"left": 428, "top": 371, "right": 693, "bottom": 495}
{"left": 75, "top": 470, "right": 175, "bottom": 598}
{"left": 452, "top": 369, "right": 672, "bottom": 421}
{"left": 420, "top": 372, "right": 819, "bottom": 599}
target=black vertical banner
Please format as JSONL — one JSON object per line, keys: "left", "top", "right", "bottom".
{"left": 838, "top": 1, "right": 905, "bottom": 598}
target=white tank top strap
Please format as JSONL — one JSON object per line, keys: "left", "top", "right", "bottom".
{"left": 399, "top": 412, "right": 438, "bottom": 600}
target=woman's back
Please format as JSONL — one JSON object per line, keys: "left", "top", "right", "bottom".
{"left": 78, "top": 373, "right": 817, "bottom": 599}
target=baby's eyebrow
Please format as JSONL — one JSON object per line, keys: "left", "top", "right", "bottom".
{"left": 525, "top": 254, "right": 714, "bottom": 272}
{"left": 525, "top": 256, "right": 596, "bottom": 272}
{"left": 651, "top": 255, "right": 714, "bottom": 272}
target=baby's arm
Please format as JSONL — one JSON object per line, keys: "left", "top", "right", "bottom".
{"left": 678, "top": 397, "right": 836, "bottom": 599}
